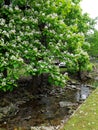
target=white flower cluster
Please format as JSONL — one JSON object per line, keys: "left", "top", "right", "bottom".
{"left": 9, "top": 6, "right": 13, "bottom": 12}
{"left": 9, "top": 29, "right": 16, "bottom": 34}
{"left": 2, "top": 30, "right": 9, "bottom": 38}
{"left": 5, "top": 52, "right": 9, "bottom": 57}
{"left": 0, "top": 18, "right": 5, "bottom": 26}
{"left": 3, "top": 61, "right": 8, "bottom": 66}
{"left": 3, "top": 5, "right": 9, "bottom": 8}
{"left": 47, "top": 13, "right": 58, "bottom": 19}
{"left": 17, "top": 36, "right": 21, "bottom": 42}
{"left": 10, "top": 55, "right": 23, "bottom": 62}
{"left": 0, "top": 38, "right": 4, "bottom": 46}
{"left": 22, "top": 17, "right": 28, "bottom": 22}
{"left": 35, "top": 3, "right": 41, "bottom": 7}
{"left": 1, "top": 78, "right": 6, "bottom": 86}
{"left": 0, "top": 73, "right": 3, "bottom": 78}
{"left": 49, "top": 29, "right": 56, "bottom": 34}
{"left": 15, "top": 6, "right": 20, "bottom": 11}
{"left": 59, "top": 20, "right": 64, "bottom": 25}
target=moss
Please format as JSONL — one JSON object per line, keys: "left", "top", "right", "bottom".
{"left": 61, "top": 88, "right": 98, "bottom": 130}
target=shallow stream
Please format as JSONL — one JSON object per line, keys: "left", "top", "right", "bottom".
{"left": 0, "top": 82, "right": 93, "bottom": 130}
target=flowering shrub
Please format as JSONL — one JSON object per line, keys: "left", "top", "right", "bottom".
{"left": 0, "top": 0, "right": 93, "bottom": 91}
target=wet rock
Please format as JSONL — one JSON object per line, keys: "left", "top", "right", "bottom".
{"left": 68, "top": 80, "right": 80, "bottom": 85}
{"left": 86, "top": 84, "right": 93, "bottom": 88}
{"left": 79, "top": 71, "right": 92, "bottom": 81}
{"left": 23, "top": 116, "right": 32, "bottom": 120}
{"left": 71, "top": 85, "right": 77, "bottom": 89}
{"left": 44, "top": 110, "right": 55, "bottom": 120}
{"left": 94, "top": 76, "right": 98, "bottom": 80}
{"left": 31, "top": 126, "right": 56, "bottom": 130}
{"left": 59, "top": 101, "right": 78, "bottom": 107}
{"left": 18, "top": 76, "right": 32, "bottom": 87}
{"left": 0, "top": 98, "right": 10, "bottom": 107}
{"left": 0, "top": 113, "right": 4, "bottom": 122}
{"left": 66, "top": 84, "right": 80, "bottom": 90}
{"left": 0, "top": 103, "right": 19, "bottom": 122}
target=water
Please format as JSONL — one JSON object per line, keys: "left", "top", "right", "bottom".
{"left": 0, "top": 84, "right": 91, "bottom": 130}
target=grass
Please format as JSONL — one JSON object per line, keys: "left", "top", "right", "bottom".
{"left": 60, "top": 87, "right": 98, "bottom": 130}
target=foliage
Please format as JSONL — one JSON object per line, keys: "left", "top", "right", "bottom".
{"left": 0, "top": 0, "right": 94, "bottom": 91}
{"left": 86, "top": 30, "right": 98, "bottom": 57}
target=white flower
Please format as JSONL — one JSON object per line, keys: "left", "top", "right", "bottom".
{"left": 60, "top": 34, "right": 63, "bottom": 37}
{"left": 42, "top": 13, "right": 45, "bottom": 16}
{"left": 34, "top": 11, "right": 38, "bottom": 15}
{"left": 0, "top": 18, "right": 5, "bottom": 25}
{"left": 47, "top": 13, "right": 58, "bottom": 19}
{"left": 24, "top": 50, "right": 28, "bottom": 54}
{"left": 5, "top": 52, "right": 9, "bottom": 57}
{"left": 17, "top": 36, "right": 21, "bottom": 42}
{"left": 33, "top": 48, "right": 38, "bottom": 52}
{"left": 10, "top": 55, "right": 16, "bottom": 60}
{"left": 9, "top": 23, "right": 13, "bottom": 27}
{"left": 22, "top": 17, "right": 27, "bottom": 22}
{"left": 34, "top": 19, "right": 38, "bottom": 23}
{"left": 3, "top": 61, "right": 7, "bottom": 65}
{"left": 3, "top": 5, "right": 8, "bottom": 8}
{"left": 9, "top": 7, "right": 13, "bottom": 12}
{"left": 2, "top": 31, "right": 7, "bottom": 34}
{"left": 10, "top": 30, "right": 16, "bottom": 34}
{"left": 20, "top": 31, "right": 24, "bottom": 36}
{"left": 12, "top": 44, "right": 16, "bottom": 47}
{"left": 49, "top": 30, "right": 56, "bottom": 34}
{"left": 0, "top": 73, "right": 3, "bottom": 78}
{"left": 2, "top": 81, "right": 6, "bottom": 86}
{"left": 45, "top": 25, "right": 48, "bottom": 29}
{"left": 15, "top": 6, "right": 19, "bottom": 10}
{"left": 10, "top": 79, "right": 15, "bottom": 83}
{"left": 18, "top": 58, "right": 23, "bottom": 62}
{"left": 26, "top": 26, "right": 30, "bottom": 29}
{"left": 59, "top": 20, "right": 64, "bottom": 24}
{"left": 67, "top": 34, "right": 71, "bottom": 38}
{"left": 10, "top": 19, "right": 14, "bottom": 23}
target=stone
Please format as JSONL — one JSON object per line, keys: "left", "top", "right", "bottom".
{"left": 31, "top": 126, "right": 55, "bottom": 130}
{"left": 0, "top": 103, "right": 19, "bottom": 122}
{"left": 59, "top": 101, "right": 78, "bottom": 107}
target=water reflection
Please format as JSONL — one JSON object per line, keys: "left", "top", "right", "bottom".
{"left": 76, "top": 85, "right": 90, "bottom": 101}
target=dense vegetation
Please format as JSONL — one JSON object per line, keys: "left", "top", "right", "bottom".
{"left": 86, "top": 29, "right": 98, "bottom": 57}
{"left": 0, "top": 0, "right": 95, "bottom": 91}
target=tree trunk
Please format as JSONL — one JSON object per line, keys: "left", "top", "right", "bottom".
{"left": 4, "top": 0, "right": 10, "bottom": 5}
{"left": 3, "top": 69, "right": 7, "bottom": 78}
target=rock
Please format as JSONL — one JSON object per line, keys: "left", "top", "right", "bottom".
{"left": 94, "top": 77, "right": 98, "bottom": 80}
{"left": 68, "top": 80, "right": 80, "bottom": 85}
{"left": 31, "top": 126, "right": 55, "bottom": 130}
{"left": 0, "top": 113, "right": 4, "bottom": 122}
{"left": 0, "top": 103, "right": 19, "bottom": 122}
{"left": 59, "top": 101, "right": 78, "bottom": 107}
{"left": 23, "top": 116, "right": 32, "bottom": 120}
{"left": 71, "top": 85, "right": 76, "bottom": 89}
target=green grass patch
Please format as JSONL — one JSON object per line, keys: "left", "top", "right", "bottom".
{"left": 61, "top": 87, "right": 98, "bottom": 130}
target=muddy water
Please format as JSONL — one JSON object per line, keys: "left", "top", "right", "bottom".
{"left": 0, "top": 83, "right": 92, "bottom": 130}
